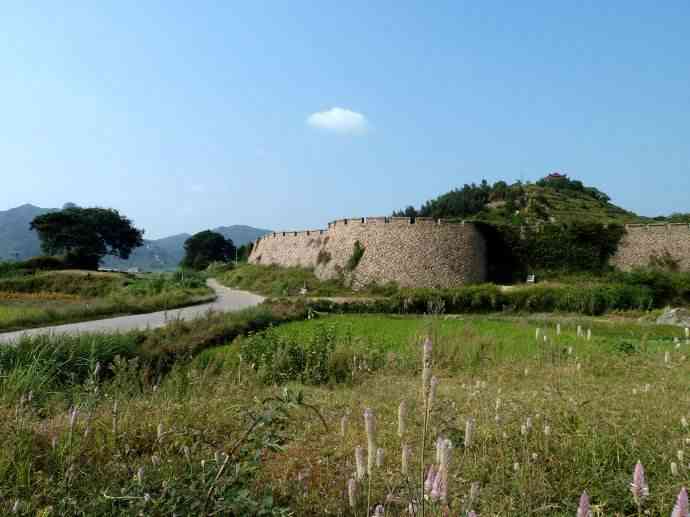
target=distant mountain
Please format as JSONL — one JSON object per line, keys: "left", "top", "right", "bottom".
{"left": 0, "top": 204, "right": 55, "bottom": 261}
{"left": 0, "top": 204, "right": 271, "bottom": 271}
{"left": 103, "top": 226, "right": 271, "bottom": 271}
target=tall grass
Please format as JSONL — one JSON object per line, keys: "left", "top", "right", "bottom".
{"left": 0, "top": 271, "right": 213, "bottom": 332}
{"left": 218, "top": 264, "right": 399, "bottom": 298}
{"left": 1, "top": 311, "right": 689, "bottom": 514}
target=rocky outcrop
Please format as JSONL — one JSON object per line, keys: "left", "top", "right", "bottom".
{"left": 656, "top": 307, "right": 690, "bottom": 328}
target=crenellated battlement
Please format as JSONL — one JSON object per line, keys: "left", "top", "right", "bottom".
{"left": 623, "top": 223, "right": 690, "bottom": 231}
{"left": 249, "top": 217, "right": 485, "bottom": 288}
{"left": 256, "top": 217, "right": 470, "bottom": 243}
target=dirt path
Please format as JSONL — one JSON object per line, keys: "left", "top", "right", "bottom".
{"left": 0, "top": 279, "right": 264, "bottom": 344}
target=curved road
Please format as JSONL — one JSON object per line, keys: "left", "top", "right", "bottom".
{"left": 0, "top": 279, "right": 264, "bottom": 345}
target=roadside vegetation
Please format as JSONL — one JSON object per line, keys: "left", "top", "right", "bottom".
{"left": 224, "top": 263, "right": 690, "bottom": 317}
{"left": 217, "top": 263, "right": 399, "bottom": 298}
{"left": 0, "top": 269, "right": 213, "bottom": 332}
{"left": 1, "top": 308, "right": 689, "bottom": 515}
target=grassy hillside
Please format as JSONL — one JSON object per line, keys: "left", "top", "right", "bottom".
{"left": 479, "top": 183, "right": 644, "bottom": 225}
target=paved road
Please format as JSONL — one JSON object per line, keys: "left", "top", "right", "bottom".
{"left": 0, "top": 279, "right": 264, "bottom": 344}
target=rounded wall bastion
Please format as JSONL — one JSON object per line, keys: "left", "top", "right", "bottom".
{"left": 248, "top": 217, "right": 488, "bottom": 289}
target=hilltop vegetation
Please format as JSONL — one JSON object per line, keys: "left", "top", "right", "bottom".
{"left": 394, "top": 174, "right": 642, "bottom": 225}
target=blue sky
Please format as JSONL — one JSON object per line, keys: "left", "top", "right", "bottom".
{"left": 2, "top": 2, "right": 689, "bottom": 238}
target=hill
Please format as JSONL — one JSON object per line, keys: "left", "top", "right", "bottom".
{"left": 0, "top": 204, "right": 271, "bottom": 271}
{"left": 0, "top": 204, "right": 55, "bottom": 261}
{"left": 394, "top": 174, "right": 648, "bottom": 226}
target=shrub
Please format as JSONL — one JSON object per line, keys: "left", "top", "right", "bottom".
{"left": 345, "top": 241, "right": 365, "bottom": 272}
{"left": 305, "top": 282, "right": 654, "bottom": 316}
{"left": 648, "top": 250, "right": 680, "bottom": 272}
{"left": 20, "top": 255, "right": 64, "bottom": 271}
{"left": 218, "top": 264, "right": 346, "bottom": 297}
{"left": 476, "top": 221, "right": 626, "bottom": 282}
{"left": 237, "top": 321, "right": 387, "bottom": 385}
{"left": 316, "top": 249, "right": 332, "bottom": 266}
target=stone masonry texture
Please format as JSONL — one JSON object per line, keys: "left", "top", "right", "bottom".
{"left": 249, "top": 220, "right": 690, "bottom": 288}
{"left": 248, "top": 217, "right": 487, "bottom": 288}
{"left": 612, "top": 224, "right": 690, "bottom": 271}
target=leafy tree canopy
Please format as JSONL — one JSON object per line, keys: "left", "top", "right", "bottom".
{"left": 182, "top": 230, "right": 236, "bottom": 270}
{"left": 535, "top": 173, "right": 610, "bottom": 202}
{"left": 393, "top": 179, "right": 526, "bottom": 219}
{"left": 30, "top": 207, "right": 144, "bottom": 270}
{"left": 393, "top": 174, "right": 616, "bottom": 222}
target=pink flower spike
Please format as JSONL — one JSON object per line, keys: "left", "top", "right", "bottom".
{"left": 424, "top": 465, "right": 436, "bottom": 494}
{"left": 630, "top": 461, "right": 649, "bottom": 505}
{"left": 672, "top": 487, "right": 689, "bottom": 517}
{"left": 468, "top": 512, "right": 477, "bottom": 517}
{"left": 577, "top": 491, "right": 590, "bottom": 517}
{"left": 430, "top": 467, "right": 442, "bottom": 501}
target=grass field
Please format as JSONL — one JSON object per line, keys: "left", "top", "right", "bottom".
{"left": 0, "top": 270, "right": 213, "bottom": 332}
{"left": 204, "top": 313, "right": 683, "bottom": 374}
{"left": 2, "top": 307, "right": 688, "bottom": 515}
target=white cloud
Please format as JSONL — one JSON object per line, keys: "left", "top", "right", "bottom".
{"left": 189, "top": 184, "right": 206, "bottom": 193}
{"left": 306, "top": 107, "right": 368, "bottom": 134}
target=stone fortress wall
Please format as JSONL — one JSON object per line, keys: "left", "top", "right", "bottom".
{"left": 249, "top": 219, "right": 690, "bottom": 289}
{"left": 248, "top": 217, "right": 488, "bottom": 288}
{"left": 612, "top": 223, "right": 690, "bottom": 271}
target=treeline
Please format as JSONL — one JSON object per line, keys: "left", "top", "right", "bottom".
{"left": 393, "top": 180, "right": 526, "bottom": 219}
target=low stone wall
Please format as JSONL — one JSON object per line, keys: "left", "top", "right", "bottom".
{"left": 612, "top": 224, "right": 690, "bottom": 271}
{"left": 249, "top": 217, "right": 487, "bottom": 288}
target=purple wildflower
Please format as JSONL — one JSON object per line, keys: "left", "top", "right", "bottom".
{"left": 424, "top": 465, "right": 436, "bottom": 494}
{"left": 630, "top": 460, "right": 649, "bottom": 505}
{"left": 577, "top": 491, "right": 590, "bottom": 517}
{"left": 672, "top": 487, "right": 689, "bottom": 517}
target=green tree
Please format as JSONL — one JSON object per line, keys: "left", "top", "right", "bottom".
{"left": 236, "top": 243, "right": 253, "bottom": 263}
{"left": 182, "top": 230, "right": 236, "bottom": 270}
{"left": 30, "top": 207, "right": 144, "bottom": 270}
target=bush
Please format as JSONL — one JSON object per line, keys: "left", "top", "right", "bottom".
{"left": 477, "top": 222, "right": 626, "bottom": 282}
{"left": 345, "top": 241, "right": 365, "bottom": 272}
{"left": 219, "top": 264, "right": 346, "bottom": 297}
{"left": 20, "top": 255, "right": 64, "bottom": 271}
{"left": 610, "top": 268, "right": 690, "bottom": 306}
{"left": 237, "top": 321, "right": 386, "bottom": 385}
{"left": 0, "top": 257, "right": 64, "bottom": 278}
{"left": 304, "top": 282, "right": 654, "bottom": 316}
